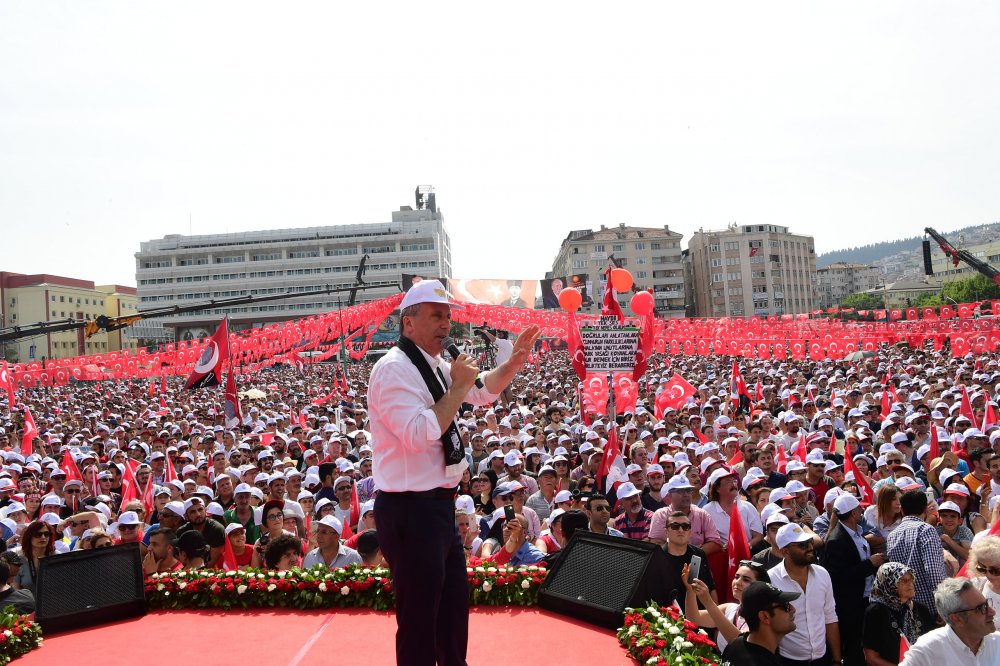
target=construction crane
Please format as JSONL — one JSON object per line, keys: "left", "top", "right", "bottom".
{"left": 924, "top": 227, "right": 1000, "bottom": 284}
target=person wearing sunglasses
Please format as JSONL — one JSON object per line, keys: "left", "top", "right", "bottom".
{"left": 769, "top": 522, "right": 841, "bottom": 665}
{"left": 967, "top": 535, "right": 1000, "bottom": 631}
{"left": 12, "top": 521, "right": 55, "bottom": 594}
{"left": 662, "top": 510, "right": 716, "bottom": 606}
{"left": 899, "top": 576, "right": 1000, "bottom": 665}
{"left": 719, "top": 581, "right": 799, "bottom": 666}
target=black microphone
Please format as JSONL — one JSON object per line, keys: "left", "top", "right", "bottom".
{"left": 442, "top": 336, "right": 484, "bottom": 388}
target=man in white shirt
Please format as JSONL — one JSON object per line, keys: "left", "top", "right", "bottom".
{"left": 369, "top": 280, "right": 539, "bottom": 666}
{"left": 901, "top": 577, "right": 1000, "bottom": 666}
{"left": 769, "top": 523, "right": 842, "bottom": 666}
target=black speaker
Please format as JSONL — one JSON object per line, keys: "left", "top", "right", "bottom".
{"left": 923, "top": 240, "right": 934, "bottom": 276}
{"left": 36, "top": 541, "right": 146, "bottom": 633}
{"left": 538, "top": 532, "right": 670, "bottom": 628}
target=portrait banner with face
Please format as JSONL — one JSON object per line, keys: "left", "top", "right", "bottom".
{"left": 448, "top": 278, "right": 539, "bottom": 309}
{"left": 541, "top": 277, "right": 567, "bottom": 309}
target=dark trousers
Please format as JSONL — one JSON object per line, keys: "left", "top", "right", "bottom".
{"left": 375, "top": 491, "right": 469, "bottom": 666}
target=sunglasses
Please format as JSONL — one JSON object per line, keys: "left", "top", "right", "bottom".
{"left": 766, "top": 601, "right": 794, "bottom": 613}
{"left": 976, "top": 564, "right": 1000, "bottom": 577}
{"left": 667, "top": 522, "right": 691, "bottom": 531}
{"left": 119, "top": 524, "right": 138, "bottom": 532}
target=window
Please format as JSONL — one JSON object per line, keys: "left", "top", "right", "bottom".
{"left": 711, "top": 258, "right": 722, "bottom": 267}
{"left": 712, "top": 273, "right": 723, "bottom": 283}
{"left": 634, "top": 242, "right": 645, "bottom": 250}
{"left": 142, "top": 259, "right": 172, "bottom": 269}
{"left": 326, "top": 248, "right": 358, "bottom": 256}
{"left": 727, "top": 272, "right": 741, "bottom": 281}
{"left": 400, "top": 243, "right": 434, "bottom": 252}
{"left": 724, "top": 241, "right": 739, "bottom": 251}
{"left": 726, "top": 257, "right": 740, "bottom": 266}
{"left": 572, "top": 259, "right": 588, "bottom": 269}
{"left": 612, "top": 244, "right": 624, "bottom": 252}
{"left": 251, "top": 253, "right": 281, "bottom": 261}
{"left": 636, "top": 271, "right": 647, "bottom": 278}
{"left": 289, "top": 250, "right": 319, "bottom": 259}
{"left": 650, "top": 243, "right": 661, "bottom": 250}
{"left": 594, "top": 244, "right": 605, "bottom": 252}
{"left": 60, "top": 296, "right": 65, "bottom": 303}
{"left": 215, "top": 255, "right": 244, "bottom": 264}
{"left": 364, "top": 245, "right": 394, "bottom": 254}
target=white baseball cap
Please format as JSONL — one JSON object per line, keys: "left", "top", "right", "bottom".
{"left": 776, "top": 523, "right": 813, "bottom": 549}
{"left": 400, "top": 280, "right": 463, "bottom": 310}
{"left": 615, "top": 482, "right": 642, "bottom": 501}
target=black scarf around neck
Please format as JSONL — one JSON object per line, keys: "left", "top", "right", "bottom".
{"left": 396, "top": 336, "right": 466, "bottom": 467}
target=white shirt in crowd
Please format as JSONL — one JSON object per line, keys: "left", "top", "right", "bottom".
{"left": 769, "top": 560, "right": 838, "bottom": 662}
{"left": 901, "top": 625, "right": 1000, "bottom": 666}
{"left": 702, "top": 499, "right": 763, "bottom": 543}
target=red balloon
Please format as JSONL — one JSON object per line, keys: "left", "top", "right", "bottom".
{"left": 558, "top": 288, "right": 583, "bottom": 312}
{"left": 630, "top": 291, "right": 654, "bottom": 316}
{"left": 610, "top": 268, "right": 633, "bottom": 292}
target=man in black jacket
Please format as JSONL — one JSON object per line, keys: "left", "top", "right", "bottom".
{"left": 822, "top": 494, "right": 885, "bottom": 666}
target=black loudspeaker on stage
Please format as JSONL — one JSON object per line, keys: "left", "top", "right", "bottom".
{"left": 36, "top": 542, "right": 147, "bottom": 633}
{"left": 538, "top": 532, "right": 670, "bottom": 628}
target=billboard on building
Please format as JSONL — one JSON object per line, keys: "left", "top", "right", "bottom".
{"left": 448, "top": 279, "right": 539, "bottom": 309}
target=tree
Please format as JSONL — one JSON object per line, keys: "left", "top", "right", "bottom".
{"left": 840, "top": 292, "right": 884, "bottom": 310}
{"left": 941, "top": 274, "right": 1000, "bottom": 304}
{"left": 912, "top": 293, "right": 943, "bottom": 307}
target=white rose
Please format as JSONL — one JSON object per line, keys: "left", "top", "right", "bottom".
{"left": 681, "top": 641, "right": 693, "bottom": 649}
{"left": 267, "top": 584, "right": 276, "bottom": 592}
{"left": 237, "top": 585, "right": 247, "bottom": 595}
{"left": 475, "top": 567, "right": 485, "bottom": 573}
{"left": 178, "top": 582, "right": 187, "bottom": 590}
{"left": 482, "top": 582, "right": 492, "bottom": 593}
{"left": 628, "top": 625, "right": 639, "bottom": 635}
{"left": 647, "top": 658, "right": 658, "bottom": 665}
{"left": 340, "top": 586, "right": 350, "bottom": 596}
{"left": 176, "top": 572, "right": 186, "bottom": 578}
{"left": 156, "top": 584, "right": 164, "bottom": 591}
{"left": 277, "top": 571, "right": 287, "bottom": 579}
{"left": 521, "top": 580, "right": 531, "bottom": 589}
{"left": 487, "top": 567, "right": 497, "bottom": 573}
{"left": 318, "top": 583, "right": 327, "bottom": 593}
{"left": 667, "top": 625, "right": 680, "bottom": 635}
{"left": 257, "top": 573, "right": 265, "bottom": 579}
{"left": 673, "top": 637, "right": 684, "bottom": 647}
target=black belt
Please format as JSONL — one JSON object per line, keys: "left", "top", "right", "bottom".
{"left": 383, "top": 487, "right": 457, "bottom": 500}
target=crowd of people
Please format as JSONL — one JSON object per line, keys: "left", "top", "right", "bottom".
{"left": 3, "top": 333, "right": 1000, "bottom": 665}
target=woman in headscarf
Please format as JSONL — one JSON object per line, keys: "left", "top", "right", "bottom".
{"left": 862, "top": 562, "right": 935, "bottom": 665}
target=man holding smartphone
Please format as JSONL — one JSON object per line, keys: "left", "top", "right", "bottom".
{"left": 661, "top": 510, "right": 716, "bottom": 605}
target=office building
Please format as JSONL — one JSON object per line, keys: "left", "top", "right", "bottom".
{"left": 814, "top": 262, "right": 882, "bottom": 309}
{"left": 0, "top": 272, "right": 139, "bottom": 362}
{"left": 549, "top": 223, "right": 686, "bottom": 318}
{"left": 686, "top": 224, "right": 816, "bottom": 318}
{"left": 135, "top": 188, "right": 451, "bottom": 339}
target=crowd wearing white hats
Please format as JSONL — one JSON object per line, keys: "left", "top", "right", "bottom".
{"left": 5, "top": 340, "right": 1000, "bottom": 663}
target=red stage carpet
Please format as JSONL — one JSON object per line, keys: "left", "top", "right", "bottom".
{"left": 21, "top": 607, "right": 631, "bottom": 666}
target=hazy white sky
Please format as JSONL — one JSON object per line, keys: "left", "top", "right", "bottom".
{"left": 2, "top": 2, "right": 999, "bottom": 288}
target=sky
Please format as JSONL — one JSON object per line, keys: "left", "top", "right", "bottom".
{"left": 2, "top": 2, "right": 1000, "bottom": 289}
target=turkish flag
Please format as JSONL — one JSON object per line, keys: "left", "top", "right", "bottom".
{"left": 961, "top": 385, "right": 976, "bottom": 424}
{"left": 940, "top": 305, "right": 955, "bottom": 319}
{"left": 928, "top": 425, "right": 940, "bottom": 463}
{"left": 225, "top": 367, "right": 243, "bottom": 428}
{"left": 221, "top": 534, "right": 239, "bottom": 571}
{"left": 632, "top": 314, "right": 654, "bottom": 382}
{"left": 0, "top": 362, "right": 16, "bottom": 408}
{"left": 844, "top": 451, "right": 874, "bottom": 504}
{"left": 727, "top": 502, "right": 752, "bottom": 596}
{"left": 20, "top": 407, "right": 38, "bottom": 455}
{"left": 657, "top": 374, "right": 696, "bottom": 417}
{"left": 601, "top": 268, "right": 626, "bottom": 323}
{"left": 566, "top": 313, "right": 587, "bottom": 381}
{"left": 958, "top": 304, "right": 973, "bottom": 318}
{"left": 613, "top": 372, "right": 638, "bottom": 414}
{"left": 349, "top": 480, "right": 361, "bottom": 530}
{"left": 596, "top": 425, "right": 627, "bottom": 493}
{"left": 730, "top": 361, "right": 752, "bottom": 416}
{"left": 789, "top": 340, "right": 806, "bottom": 360}
{"left": 582, "top": 373, "right": 609, "bottom": 415}
{"left": 985, "top": 402, "right": 998, "bottom": 431}
{"left": 775, "top": 444, "right": 789, "bottom": 473}
{"left": 183, "top": 318, "right": 230, "bottom": 390}
{"left": 906, "top": 307, "right": 919, "bottom": 320}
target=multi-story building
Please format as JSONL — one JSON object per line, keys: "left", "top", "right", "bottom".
{"left": 929, "top": 239, "right": 1000, "bottom": 284}
{"left": 686, "top": 224, "right": 816, "bottom": 318}
{"left": 0, "top": 272, "right": 139, "bottom": 362}
{"left": 814, "top": 262, "right": 882, "bottom": 309}
{"left": 135, "top": 188, "right": 452, "bottom": 340}
{"left": 549, "top": 223, "right": 686, "bottom": 317}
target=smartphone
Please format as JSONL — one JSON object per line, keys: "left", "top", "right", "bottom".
{"left": 688, "top": 555, "right": 702, "bottom": 583}
{"left": 926, "top": 488, "right": 936, "bottom": 505}
{"left": 503, "top": 505, "right": 515, "bottom": 521}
